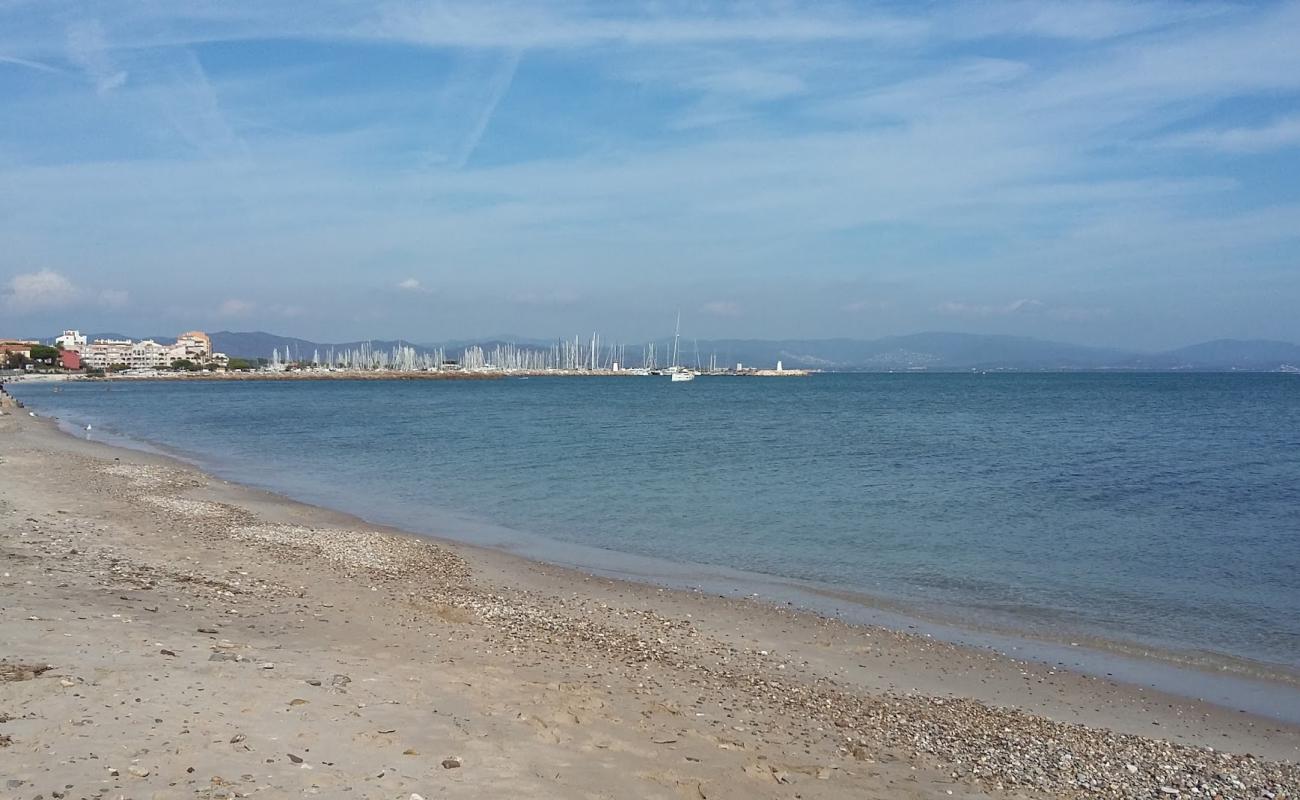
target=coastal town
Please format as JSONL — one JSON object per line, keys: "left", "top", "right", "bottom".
{"left": 0, "top": 330, "right": 230, "bottom": 374}
{"left": 0, "top": 329, "right": 810, "bottom": 379}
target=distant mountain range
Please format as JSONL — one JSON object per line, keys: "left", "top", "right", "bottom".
{"left": 48, "top": 330, "right": 1300, "bottom": 372}
{"left": 690, "top": 334, "right": 1300, "bottom": 372}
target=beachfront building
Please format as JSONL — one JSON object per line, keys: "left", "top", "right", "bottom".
{"left": 55, "top": 330, "right": 87, "bottom": 351}
{"left": 82, "top": 339, "right": 133, "bottom": 369}
{"left": 0, "top": 340, "right": 38, "bottom": 367}
{"left": 128, "top": 340, "right": 172, "bottom": 369}
{"left": 78, "top": 330, "right": 223, "bottom": 370}
{"left": 59, "top": 350, "right": 82, "bottom": 370}
{"left": 172, "top": 331, "right": 212, "bottom": 359}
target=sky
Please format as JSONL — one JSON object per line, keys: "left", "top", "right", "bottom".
{"left": 1, "top": 1, "right": 1298, "bottom": 350}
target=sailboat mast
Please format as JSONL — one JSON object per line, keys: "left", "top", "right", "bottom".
{"left": 672, "top": 311, "right": 681, "bottom": 369}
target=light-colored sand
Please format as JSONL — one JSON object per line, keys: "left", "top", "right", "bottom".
{"left": 1, "top": 408, "right": 1297, "bottom": 799}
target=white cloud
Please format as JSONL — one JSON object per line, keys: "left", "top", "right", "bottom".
{"left": 937, "top": 298, "right": 1042, "bottom": 317}
{"left": 217, "top": 298, "right": 255, "bottom": 317}
{"left": 1160, "top": 116, "right": 1300, "bottom": 154}
{"left": 701, "top": 300, "right": 741, "bottom": 317}
{"left": 397, "top": 277, "right": 424, "bottom": 291}
{"left": 2, "top": 269, "right": 77, "bottom": 310}
{"left": 1, "top": 269, "right": 130, "bottom": 314}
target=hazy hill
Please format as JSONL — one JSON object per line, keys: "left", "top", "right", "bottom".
{"left": 1140, "top": 339, "right": 1300, "bottom": 370}
{"left": 694, "top": 333, "right": 1134, "bottom": 371}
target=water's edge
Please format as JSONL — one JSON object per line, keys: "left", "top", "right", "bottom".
{"left": 19, "top": 396, "right": 1300, "bottom": 726}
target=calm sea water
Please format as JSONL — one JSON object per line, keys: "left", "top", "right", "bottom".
{"left": 12, "top": 374, "right": 1300, "bottom": 672}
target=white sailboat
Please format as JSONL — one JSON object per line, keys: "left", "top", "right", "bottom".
{"left": 668, "top": 312, "right": 696, "bottom": 382}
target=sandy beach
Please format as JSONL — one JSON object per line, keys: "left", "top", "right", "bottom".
{"left": 2, "top": 407, "right": 1298, "bottom": 799}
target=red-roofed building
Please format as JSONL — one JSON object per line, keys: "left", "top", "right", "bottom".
{"left": 59, "top": 349, "right": 82, "bottom": 370}
{"left": 0, "top": 341, "right": 34, "bottom": 367}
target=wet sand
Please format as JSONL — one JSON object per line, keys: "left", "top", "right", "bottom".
{"left": 2, "top": 407, "right": 1298, "bottom": 799}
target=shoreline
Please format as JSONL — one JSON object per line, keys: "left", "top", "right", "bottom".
{"left": 3, "top": 407, "right": 1299, "bottom": 797}
{"left": 22, "top": 390, "right": 1300, "bottom": 717}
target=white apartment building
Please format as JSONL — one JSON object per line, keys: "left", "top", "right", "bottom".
{"left": 55, "top": 330, "right": 87, "bottom": 350}
{"left": 82, "top": 339, "right": 133, "bottom": 369}
{"left": 79, "top": 330, "right": 222, "bottom": 370}
{"left": 128, "top": 340, "right": 171, "bottom": 369}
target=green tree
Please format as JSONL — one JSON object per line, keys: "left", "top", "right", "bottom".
{"left": 4, "top": 352, "right": 30, "bottom": 370}
{"left": 30, "top": 344, "right": 59, "bottom": 362}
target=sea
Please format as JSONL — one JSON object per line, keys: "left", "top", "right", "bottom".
{"left": 10, "top": 374, "right": 1300, "bottom": 707}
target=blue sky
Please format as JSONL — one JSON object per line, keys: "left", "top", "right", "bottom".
{"left": 1, "top": 1, "right": 1298, "bottom": 349}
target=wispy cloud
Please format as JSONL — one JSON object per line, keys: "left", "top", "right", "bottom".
{"left": 0, "top": 53, "right": 65, "bottom": 74}
{"left": 65, "top": 20, "right": 127, "bottom": 95}
{"left": 937, "top": 299, "right": 1042, "bottom": 317}
{"left": 1159, "top": 116, "right": 1300, "bottom": 154}
{"left": 0, "top": 1, "right": 1297, "bottom": 346}
{"left": 397, "top": 277, "right": 428, "bottom": 292}
{"left": 453, "top": 50, "right": 521, "bottom": 168}
{"left": 153, "top": 48, "right": 245, "bottom": 160}
{"left": 939, "top": 1, "right": 1231, "bottom": 42}
{"left": 369, "top": 4, "right": 925, "bottom": 49}
{"left": 688, "top": 67, "right": 805, "bottom": 101}
{"left": 937, "top": 298, "right": 1111, "bottom": 323}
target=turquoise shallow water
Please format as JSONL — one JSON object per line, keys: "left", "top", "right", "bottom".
{"left": 11, "top": 373, "right": 1300, "bottom": 673}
